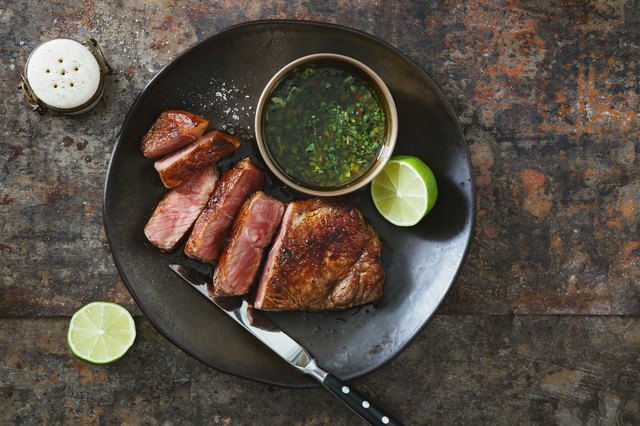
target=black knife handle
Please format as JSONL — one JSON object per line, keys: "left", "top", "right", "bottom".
{"left": 322, "top": 373, "right": 403, "bottom": 425}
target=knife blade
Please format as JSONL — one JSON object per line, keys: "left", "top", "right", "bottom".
{"left": 169, "top": 264, "right": 402, "bottom": 426}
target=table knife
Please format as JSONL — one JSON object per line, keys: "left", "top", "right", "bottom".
{"left": 170, "top": 264, "right": 402, "bottom": 426}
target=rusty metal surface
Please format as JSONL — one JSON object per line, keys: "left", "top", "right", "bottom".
{"left": 2, "top": 316, "right": 639, "bottom": 424}
{"left": 1, "top": 1, "right": 639, "bottom": 424}
{"left": 1, "top": 2, "right": 638, "bottom": 317}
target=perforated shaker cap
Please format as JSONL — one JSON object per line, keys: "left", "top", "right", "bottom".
{"left": 21, "top": 38, "right": 111, "bottom": 114}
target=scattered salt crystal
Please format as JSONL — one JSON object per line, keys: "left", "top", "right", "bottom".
{"left": 182, "top": 77, "right": 257, "bottom": 126}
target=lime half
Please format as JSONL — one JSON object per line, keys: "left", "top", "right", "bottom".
{"left": 67, "top": 302, "right": 136, "bottom": 364}
{"left": 371, "top": 155, "right": 438, "bottom": 226}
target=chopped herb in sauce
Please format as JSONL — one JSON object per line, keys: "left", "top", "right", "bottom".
{"left": 263, "top": 65, "right": 386, "bottom": 188}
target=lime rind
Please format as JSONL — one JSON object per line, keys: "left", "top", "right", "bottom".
{"left": 68, "top": 302, "right": 136, "bottom": 365}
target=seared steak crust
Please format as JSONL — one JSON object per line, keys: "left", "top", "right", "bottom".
{"left": 254, "top": 198, "right": 384, "bottom": 311}
{"left": 212, "top": 192, "right": 285, "bottom": 298}
{"left": 140, "top": 110, "right": 209, "bottom": 158}
{"left": 185, "top": 158, "right": 264, "bottom": 263}
{"left": 154, "top": 130, "right": 240, "bottom": 188}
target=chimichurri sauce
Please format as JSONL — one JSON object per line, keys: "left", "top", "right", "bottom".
{"left": 263, "top": 65, "right": 386, "bottom": 188}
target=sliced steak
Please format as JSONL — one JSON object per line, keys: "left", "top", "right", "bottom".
{"left": 254, "top": 198, "right": 384, "bottom": 311}
{"left": 140, "top": 110, "right": 209, "bottom": 158}
{"left": 212, "top": 192, "right": 285, "bottom": 298}
{"left": 144, "top": 167, "right": 218, "bottom": 251}
{"left": 155, "top": 130, "right": 241, "bottom": 188}
{"left": 185, "top": 158, "right": 264, "bottom": 263}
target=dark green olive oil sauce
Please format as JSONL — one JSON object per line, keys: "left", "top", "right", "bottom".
{"left": 263, "top": 65, "right": 386, "bottom": 188}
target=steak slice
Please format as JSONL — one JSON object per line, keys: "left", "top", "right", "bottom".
{"left": 140, "top": 110, "right": 209, "bottom": 158}
{"left": 144, "top": 167, "right": 218, "bottom": 251}
{"left": 185, "top": 158, "right": 264, "bottom": 263}
{"left": 154, "top": 130, "right": 241, "bottom": 188}
{"left": 254, "top": 198, "right": 384, "bottom": 311}
{"left": 212, "top": 192, "right": 285, "bottom": 298}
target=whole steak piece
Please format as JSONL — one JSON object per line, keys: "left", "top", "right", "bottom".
{"left": 185, "top": 158, "right": 264, "bottom": 264}
{"left": 154, "top": 130, "right": 240, "bottom": 188}
{"left": 254, "top": 198, "right": 385, "bottom": 311}
{"left": 140, "top": 110, "right": 209, "bottom": 158}
{"left": 212, "top": 192, "right": 285, "bottom": 298}
{"left": 144, "top": 167, "right": 218, "bottom": 252}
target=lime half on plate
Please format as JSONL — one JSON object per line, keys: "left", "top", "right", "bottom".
{"left": 67, "top": 302, "right": 136, "bottom": 364}
{"left": 371, "top": 155, "right": 438, "bottom": 227}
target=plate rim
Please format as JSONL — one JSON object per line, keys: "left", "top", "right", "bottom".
{"left": 103, "top": 19, "right": 476, "bottom": 388}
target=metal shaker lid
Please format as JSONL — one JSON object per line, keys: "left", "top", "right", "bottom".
{"left": 19, "top": 38, "right": 113, "bottom": 115}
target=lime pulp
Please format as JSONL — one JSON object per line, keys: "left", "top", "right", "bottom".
{"left": 67, "top": 302, "right": 136, "bottom": 364}
{"left": 371, "top": 155, "right": 438, "bottom": 226}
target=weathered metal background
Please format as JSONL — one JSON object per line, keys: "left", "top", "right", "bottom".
{"left": 0, "top": 1, "right": 639, "bottom": 423}
{"left": 1, "top": 1, "right": 638, "bottom": 316}
{"left": 2, "top": 316, "right": 639, "bottom": 425}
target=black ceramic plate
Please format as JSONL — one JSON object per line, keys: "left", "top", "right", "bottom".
{"left": 104, "top": 20, "right": 475, "bottom": 387}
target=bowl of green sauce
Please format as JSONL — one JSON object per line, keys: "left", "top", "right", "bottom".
{"left": 255, "top": 53, "right": 398, "bottom": 196}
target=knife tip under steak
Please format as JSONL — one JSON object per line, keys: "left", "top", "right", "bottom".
{"left": 212, "top": 191, "right": 285, "bottom": 298}
{"left": 144, "top": 166, "right": 218, "bottom": 252}
{"left": 185, "top": 158, "right": 265, "bottom": 264}
{"left": 140, "top": 110, "right": 209, "bottom": 159}
{"left": 254, "top": 198, "right": 385, "bottom": 311}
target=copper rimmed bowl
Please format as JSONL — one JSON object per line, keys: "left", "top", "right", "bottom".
{"left": 255, "top": 53, "right": 398, "bottom": 197}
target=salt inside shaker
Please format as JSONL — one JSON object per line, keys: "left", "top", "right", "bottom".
{"left": 19, "top": 38, "right": 113, "bottom": 115}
